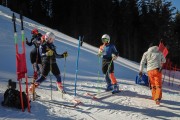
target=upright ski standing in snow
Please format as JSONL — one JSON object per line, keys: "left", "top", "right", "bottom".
{"left": 12, "top": 12, "right": 31, "bottom": 112}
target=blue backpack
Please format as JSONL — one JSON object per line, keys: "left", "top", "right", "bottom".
{"left": 135, "top": 74, "right": 149, "bottom": 86}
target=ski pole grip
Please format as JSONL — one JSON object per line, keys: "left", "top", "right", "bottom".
{"left": 12, "top": 13, "right": 16, "bottom": 32}
{"left": 20, "top": 13, "right": 24, "bottom": 30}
{"left": 80, "top": 36, "right": 84, "bottom": 46}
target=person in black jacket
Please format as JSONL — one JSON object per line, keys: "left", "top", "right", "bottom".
{"left": 26, "top": 28, "right": 42, "bottom": 79}
{"left": 29, "top": 32, "right": 68, "bottom": 93}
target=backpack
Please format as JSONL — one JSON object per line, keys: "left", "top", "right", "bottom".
{"left": 135, "top": 74, "right": 149, "bottom": 86}
{"left": 1, "top": 88, "right": 28, "bottom": 109}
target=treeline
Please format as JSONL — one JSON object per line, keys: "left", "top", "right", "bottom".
{"left": 1, "top": 0, "right": 180, "bottom": 66}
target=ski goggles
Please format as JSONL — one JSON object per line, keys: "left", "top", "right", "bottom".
{"left": 102, "top": 38, "right": 109, "bottom": 43}
{"left": 45, "top": 35, "right": 55, "bottom": 43}
{"left": 45, "top": 37, "right": 54, "bottom": 43}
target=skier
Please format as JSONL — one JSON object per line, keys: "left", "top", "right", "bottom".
{"left": 26, "top": 28, "right": 42, "bottom": 79}
{"left": 29, "top": 32, "right": 68, "bottom": 93}
{"left": 98, "top": 34, "right": 119, "bottom": 93}
{"left": 139, "top": 42, "right": 166, "bottom": 105}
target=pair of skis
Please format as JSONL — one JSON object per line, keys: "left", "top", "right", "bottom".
{"left": 85, "top": 89, "right": 122, "bottom": 100}
{"left": 12, "top": 12, "right": 31, "bottom": 112}
{"left": 33, "top": 88, "right": 82, "bottom": 108}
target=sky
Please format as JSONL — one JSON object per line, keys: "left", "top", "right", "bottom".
{"left": 170, "top": 0, "right": 180, "bottom": 11}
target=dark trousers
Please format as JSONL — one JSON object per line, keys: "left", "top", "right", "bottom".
{"left": 36, "top": 62, "right": 61, "bottom": 83}
{"left": 30, "top": 48, "right": 41, "bottom": 64}
{"left": 102, "top": 59, "right": 114, "bottom": 85}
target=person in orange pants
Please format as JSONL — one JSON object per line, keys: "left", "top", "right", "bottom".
{"left": 139, "top": 42, "right": 166, "bottom": 105}
{"left": 148, "top": 69, "right": 162, "bottom": 101}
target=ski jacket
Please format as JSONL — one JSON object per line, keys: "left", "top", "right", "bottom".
{"left": 139, "top": 46, "right": 166, "bottom": 72}
{"left": 39, "top": 42, "right": 64, "bottom": 63}
{"left": 26, "top": 33, "right": 42, "bottom": 48}
{"left": 99, "top": 43, "right": 119, "bottom": 61}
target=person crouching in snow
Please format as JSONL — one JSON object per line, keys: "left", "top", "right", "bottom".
{"left": 139, "top": 42, "right": 166, "bottom": 105}
{"left": 98, "top": 34, "right": 119, "bottom": 93}
{"left": 29, "top": 32, "right": 68, "bottom": 93}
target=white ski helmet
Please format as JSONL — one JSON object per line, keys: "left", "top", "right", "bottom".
{"left": 45, "top": 32, "right": 55, "bottom": 43}
{"left": 101, "top": 34, "right": 110, "bottom": 43}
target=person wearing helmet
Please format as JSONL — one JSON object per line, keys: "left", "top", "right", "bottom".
{"left": 98, "top": 34, "right": 119, "bottom": 93}
{"left": 29, "top": 32, "right": 68, "bottom": 93}
{"left": 26, "top": 28, "right": 42, "bottom": 79}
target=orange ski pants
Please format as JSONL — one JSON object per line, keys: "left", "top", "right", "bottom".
{"left": 109, "top": 73, "right": 117, "bottom": 84}
{"left": 147, "top": 69, "right": 162, "bottom": 101}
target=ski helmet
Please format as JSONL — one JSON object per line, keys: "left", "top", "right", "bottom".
{"left": 31, "top": 28, "right": 38, "bottom": 35}
{"left": 101, "top": 34, "right": 110, "bottom": 43}
{"left": 45, "top": 32, "right": 55, "bottom": 43}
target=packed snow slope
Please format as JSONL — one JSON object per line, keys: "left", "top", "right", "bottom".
{"left": 0, "top": 6, "right": 180, "bottom": 120}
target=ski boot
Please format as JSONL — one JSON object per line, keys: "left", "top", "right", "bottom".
{"left": 155, "top": 99, "right": 160, "bottom": 105}
{"left": 112, "top": 84, "right": 120, "bottom": 94}
{"left": 105, "top": 84, "right": 113, "bottom": 91}
{"left": 33, "top": 71, "right": 38, "bottom": 79}
{"left": 29, "top": 82, "right": 39, "bottom": 94}
{"left": 57, "top": 82, "right": 65, "bottom": 93}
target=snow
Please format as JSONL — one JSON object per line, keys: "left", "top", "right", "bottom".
{"left": 0, "top": 5, "right": 180, "bottom": 120}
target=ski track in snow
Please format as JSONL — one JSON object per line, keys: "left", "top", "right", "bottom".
{"left": 0, "top": 5, "right": 180, "bottom": 120}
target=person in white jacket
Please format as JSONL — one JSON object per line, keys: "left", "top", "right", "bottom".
{"left": 139, "top": 43, "right": 166, "bottom": 105}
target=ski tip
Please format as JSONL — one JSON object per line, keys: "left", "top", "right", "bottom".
{"left": 74, "top": 101, "right": 83, "bottom": 107}
{"left": 84, "top": 92, "right": 92, "bottom": 96}
{"left": 92, "top": 96, "right": 98, "bottom": 100}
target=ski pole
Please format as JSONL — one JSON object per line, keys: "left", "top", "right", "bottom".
{"left": 74, "top": 36, "right": 82, "bottom": 96}
{"left": 105, "top": 59, "right": 113, "bottom": 76}
{"left": 50, "top": 57, "right": 53, "bottom": 100}
{"left": 61, "top": 56, "right": 67, "bottom": 98}
{"left": 97, "top": 56, "right": 101, "bottom": 93}
{"left": 62, "top": 57, "right": 67, "bottom": 90}
{"left": 103, "top": 59, "right": 113, "bottom": 89}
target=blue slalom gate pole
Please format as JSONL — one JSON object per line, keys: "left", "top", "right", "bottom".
{"left": 74, "top": 36, "right": 82, "bottom": 96}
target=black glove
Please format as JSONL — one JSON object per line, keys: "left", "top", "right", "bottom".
{"left": 63, "top": 51, "right": 68, "bottom": 58}
{"left": 26, "top": 38, "right": 29, "bottom": 44}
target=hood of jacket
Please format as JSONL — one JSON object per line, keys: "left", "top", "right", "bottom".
{"left": 148, "top": 46, "right": 159, "bottom": 53}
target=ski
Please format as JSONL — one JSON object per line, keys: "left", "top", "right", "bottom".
{"left": 30, "top": 90, "right": 81, "bottom": 108}
{"left": 57, "top": 89, "right": 82, "bottom": 105}
{"left": 36, "top": 98, "right": 81, "bottom": 108}
{"left": 85, "top": 89, "right": 123, "bottom": 99}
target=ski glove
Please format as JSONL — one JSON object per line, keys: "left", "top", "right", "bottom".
{"left": 97, "top": 52, "right": 102, "bottom": 57}
{"left": 139, "top": 72, "right": 143, "bottom": 77}
{"left": 63, "top": 51, "right": 68, "bottom": 58}
{"left": 112, "top": 54, "right": 117, "bottom": 60}
{"left": 26, "top": 38, "right": 29, "bottom": 44}
{"left": 46, "top": 50, "right": 54, "bottom": 56}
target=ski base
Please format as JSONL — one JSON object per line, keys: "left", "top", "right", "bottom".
{"left": 36, "top": 99, "right": 80, "bottom": 108}
{"left": 85, "top": 89, "right": 122, "bottom": 99}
